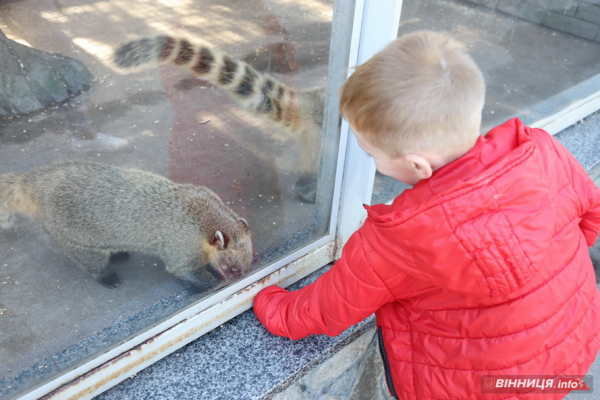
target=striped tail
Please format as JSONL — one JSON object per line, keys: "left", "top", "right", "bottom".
{"left": 113, "top": 36, "right": 308, "bottom": 134}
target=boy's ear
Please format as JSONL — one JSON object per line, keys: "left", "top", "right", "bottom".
{"left": 404, "top": 154, "right": 433, "bottom": 180}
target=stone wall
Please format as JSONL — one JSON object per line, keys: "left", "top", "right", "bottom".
{"left": 466, "top": 0, "right": 600, "bottom": 42}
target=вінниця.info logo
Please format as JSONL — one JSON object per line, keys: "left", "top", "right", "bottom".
{"left": 481, "top": 375, "right": 593, "bottom": 394}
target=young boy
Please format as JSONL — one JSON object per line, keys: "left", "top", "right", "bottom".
{"left": 253, "top": 31, "right": 600, "bottom": 399}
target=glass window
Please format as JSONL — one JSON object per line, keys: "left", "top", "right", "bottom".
{"left": 372, "top": 0, "right": 600, "bottom": 205}
{"left": 0, "top": 0, "right": 343, "bottom": 397}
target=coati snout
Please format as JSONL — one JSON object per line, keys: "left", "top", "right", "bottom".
{"left": 203, "top": 218, "right": 253, "bottom": 283}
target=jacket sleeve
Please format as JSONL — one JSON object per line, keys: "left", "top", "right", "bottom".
{"left": 253, "top": 229, "right": 397, "bottom": 340}
{"left": 547, "top": 130, "right": 600, "bottom": 246}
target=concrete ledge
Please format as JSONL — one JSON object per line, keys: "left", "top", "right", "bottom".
{"left": 94, "top": 266, "right": 375, "bottom": 400}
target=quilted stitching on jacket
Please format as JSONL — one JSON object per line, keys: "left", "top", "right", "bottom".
{"left": 254, "top": 119, "right": 600, "bottom": 400}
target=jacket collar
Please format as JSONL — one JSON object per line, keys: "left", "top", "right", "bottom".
{"left": 366, "top": 118, "right": 533, "bottom": 221}
{"left": 362, "top": 119, "right": 546, "bottom": 299}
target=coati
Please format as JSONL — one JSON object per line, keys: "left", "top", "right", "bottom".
{"left": 0, "top": 160, "right": 253, "bottom": 288}
{"left": 113, "top": 36, "right": 325, "bottom": 203}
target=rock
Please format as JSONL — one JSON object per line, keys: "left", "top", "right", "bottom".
{"left": 0, "top": 29, "right": 94, "bottom": 118}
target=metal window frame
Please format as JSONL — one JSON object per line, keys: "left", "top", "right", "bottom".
{"left": 527, "top": 73, "right": 600, "bottom": 135}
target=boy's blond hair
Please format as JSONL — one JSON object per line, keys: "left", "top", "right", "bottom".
{"left": 340, "top": 31, "right": 485, "bottom": 158}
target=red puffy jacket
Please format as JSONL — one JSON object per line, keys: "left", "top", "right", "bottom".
{"left": 254, "top": 119, "right": 600, "bottom": 399}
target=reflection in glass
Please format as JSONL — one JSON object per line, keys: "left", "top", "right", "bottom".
{"left": 0, "top": 0, "right": 336, "bottom": 397}
{"left": 372, "top": 0, "right": 600, "bottom": 205}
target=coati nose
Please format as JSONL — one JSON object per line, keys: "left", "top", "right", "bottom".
{"left": 230, "top": 266, "right": 241, "bottom": 279}
{"left": 221, "top": 264, "right": 242, "bottom": 280}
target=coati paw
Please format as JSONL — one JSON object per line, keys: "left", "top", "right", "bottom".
{"left": 293, "top": 173, "right": 317, "bottom": 204}
{"left": 99, "top": 272, "right": 121, "bottom": 288}
{"left": 109, "top": 251, "right": 130, "bottom": 264}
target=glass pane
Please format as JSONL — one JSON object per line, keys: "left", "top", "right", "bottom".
{"left": 372, "top": 0, "right": 600, "bottom": 205}
{"left": 0, "top": 0, "right": 342, "bottom": 397}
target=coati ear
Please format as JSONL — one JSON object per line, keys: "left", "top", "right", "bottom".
{"left": 211, "top": 231, "right": 228, "bottom": 250}
{"left": 238, "top": 218, "right": 249, "bottom": 229}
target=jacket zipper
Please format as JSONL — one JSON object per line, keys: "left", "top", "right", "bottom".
{"left": 377, "top": 326, "right": 399, "bottom": 399}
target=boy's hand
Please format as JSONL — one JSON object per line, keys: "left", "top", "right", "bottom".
{"left": 253, "top": 285, "right": 290, "bottom": 335}
{"left": 252, "top": 230, "right": 398, "bottom": 340}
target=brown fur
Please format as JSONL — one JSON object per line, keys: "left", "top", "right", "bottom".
{"left": 0, "top": 161, "right": 253, "bottom": 288}
{"left": 0, "top": 172, "right": 39, "bottom": 228}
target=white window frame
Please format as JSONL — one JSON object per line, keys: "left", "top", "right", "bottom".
{"left": 14, "top": 0, "right": 600, "bottom": 397}
{"left": 527, "top": 73, "right": 600, "bottom": 135}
